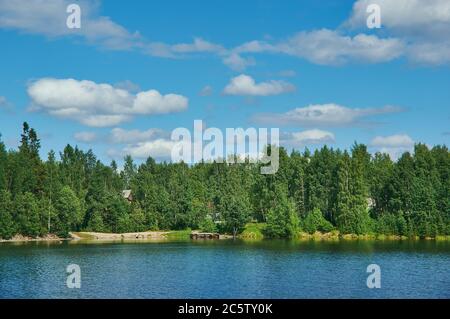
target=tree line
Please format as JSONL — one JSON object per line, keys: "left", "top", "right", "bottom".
{"left": 0, "top": 123, "right": 449, "bottom": 239}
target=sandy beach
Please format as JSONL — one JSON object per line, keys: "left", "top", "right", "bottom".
{"left": 69, "top": 231, "right": 171, "bottom": 241}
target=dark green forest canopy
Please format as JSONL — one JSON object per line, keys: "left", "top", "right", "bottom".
{"left": 0, "top": 123, "right": 449, "bottom": 239}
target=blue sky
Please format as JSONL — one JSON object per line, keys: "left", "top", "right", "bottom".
{"left": 0, "top": 0, "right": 449, "bottom": 164}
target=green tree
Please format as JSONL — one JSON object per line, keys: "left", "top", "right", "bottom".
{"left": 264, "top": 184, "right": 300, "bottom": 238}
{"left": 53, "top": 186, "right": 82, "bottom": 236}
{"left": 14, "top": 192, "right": 41, "bottom": 237}
{"left": 0, "top": 134, "right": 7, "bottom": 191}
{"left": 216, "top": 166, "right": 251, "bottom": 238}
{"left": 0, "top": 190, "right": 15, "bottom": 239}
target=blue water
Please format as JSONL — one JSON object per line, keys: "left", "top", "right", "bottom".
{"left": 0, "top": 240, "right": 449, "bottom": 298}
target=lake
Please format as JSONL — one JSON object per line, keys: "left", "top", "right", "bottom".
{"left": 0, "top": 239, "right": 449, "bottom": 299}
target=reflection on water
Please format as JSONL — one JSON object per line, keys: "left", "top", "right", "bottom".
{"left": 0, "top": 239, "right": 449, "bottom": 298}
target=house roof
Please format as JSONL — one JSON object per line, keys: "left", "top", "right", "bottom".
{"left": 122, "top": 190, "right": 132, "bottom": 198}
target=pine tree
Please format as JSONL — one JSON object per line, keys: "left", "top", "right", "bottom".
{"left": 14, "top": 192, "right": 41, "bottom": 237}
{"left": 264, "top": 184, "right": 300, "bottom": 238}
{"left": 334, "top": 151, "right": 352, "bottom": 233}
{"left": 0, "top": 134, "right": 6, "bottom": 191}
{"left": 0, "top": 190, "right": 14, "bottom": 239}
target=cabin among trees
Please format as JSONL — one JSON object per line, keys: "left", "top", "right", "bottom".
{"left": 122, "top": 190, "right": 133, "bottom": 202}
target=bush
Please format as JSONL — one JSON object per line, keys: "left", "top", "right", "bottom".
{"left": 376, "top": 212, "right": 408, "bottom": 236}
{"left": 264, "top": 193, "right": 299, "bottom": 238}
{"left": 199, "top": 216, "right": 217, "bottom": 233}
{"left": 302, "top": 208, "right": 334, "bottom": 234}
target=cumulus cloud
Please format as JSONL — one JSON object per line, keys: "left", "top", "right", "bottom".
{"left": 114, "top": 80, "right": 141, "bottom": 93}
{"left": 105, "top": 127, "right": 175, "bottom": 160}
{"left": 370, "top": 134, "right": 414, "bottom": 148}
{"left": 110, "top": 127, "right": 169, "bottom": 144}
{"left": 230, "top": 1, "right": 450, "bottom": 66}
{"left": 74, "top": 131, "right": 97, "bottom": 143}
{"left": 27, "top": 78, "right": 188, "bottom": 127}
{"left": 369, "top": 134, "right": 415, "bottom": 160}
{"left": 119, "top": 139, "right": 177, "bottom": 160}
{"left": 282, "top": 129, "right": 335, "bottom": 147}
{"left": 346, "top": 0, "right": 450, "bottom": 33}
{"left": 0, "top": 0, "right": 139, "bottom": 50}
{"left": 223, "top": 74, "right": 295, "bottom": 96}
{"left": 235, "top": 29, "right": 404, "bottom": 65}
{"left": 253, "top": 103, "right": 403, "bottom": 127}
{"left": 345, "top": 0, "right": 450, "bottom": 65}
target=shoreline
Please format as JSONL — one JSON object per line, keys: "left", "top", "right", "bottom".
{"left": 1, "top": 230, "right": 450, "bottom": 243}
{"left": 70, "top": 231, "right": 171, "bottom": 241}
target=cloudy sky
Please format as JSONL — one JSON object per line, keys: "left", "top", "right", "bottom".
{"left": 0, "top": 0, "right": 449, "bottom": 163}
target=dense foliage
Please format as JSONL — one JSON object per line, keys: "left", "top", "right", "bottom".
{"left": 0, "top": 123, "right": 449, "bottom": 239}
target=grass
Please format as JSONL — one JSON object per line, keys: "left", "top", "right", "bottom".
{"left": 240, "top": 223, "right": 266, "bottom": 239}
{"left": 165, "top": 229, "right": 192, "bottom": 240}
{"left": 71, "top": 232, "right": 96, "bottom": 240}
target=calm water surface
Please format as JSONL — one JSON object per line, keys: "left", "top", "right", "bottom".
{"left": 0, "top": 239, "right": 449, "bottom": 298}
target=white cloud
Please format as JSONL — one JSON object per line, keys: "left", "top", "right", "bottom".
{"left": 0, "top": 0, "right": 138, "bottom": 50}
{"left": 0, "top": 95, "right": 13, "bottom": 112}
{"left": 236, "top": 29, "right": 404, "bottom": 65}
{"left": 253, "top": 103, "right": 403, "bottom": 127}
{"left": 230, "top": 1, "right": 450, "bottom": 66}
{"left": 370, "top": 134, "right": 414, "bottom": 148}
{"left": 369, "top": 134, "right": 415, "bottom": 160}
{"left": 346, "top": 0, "right": 450, "bottom": 65}
{"left": 133, "top": 90, "right": 188, "bottom": 114}
{"left": 120, "top": 139, "right": 177, "bottom": 160}
{"left": 171, "top": 37, "right": 225, "bottom": 54}
{"left": 199, "top": 85, "right": 213, "bottom": 97}
{"left": 110, "top": 127, "right": 169, "bottom": 144}
{"left": 74, "top": 131, "right": 97, "bottom": 143}
{"left": 346, "top": 0, "right": 450, "bottom": 32}
{"left": 282, "top": 129, "right": 335, "bottom": 147}
{"left": 114, "top": 80, "right": 141, "bottom": 93}
{"left": 222, "top": 53, "right": 256, "bottom": 71}
{"left": 0, "top": 1, "right": 238, "bottom": 67}
{"left": 406, "top": 41, "right": 450, "bottom": 65}
{"left": 282, "top": 30, "right": 404, "bottom": 65}
{"left": 2, "top": 0, "right": 449, "bottom": 70}
{"left": 106, "top": 127, "right": 176, "bottom": 160}
{"left": 223, "top": 74, "right": 295, "bottom": 96}
{"left": 27, "top": 78, "right": 188, "bottom": 127}
{"left": 80, "top": 115, "right": 131, "bottom": 127}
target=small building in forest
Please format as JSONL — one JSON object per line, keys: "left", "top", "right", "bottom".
{"left": 122, "top": 190, "right": 133, "bottom": 202}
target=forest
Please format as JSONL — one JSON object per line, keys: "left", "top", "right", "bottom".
{"left": 0, "top": 122, "right": 449, "bottom": 239}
